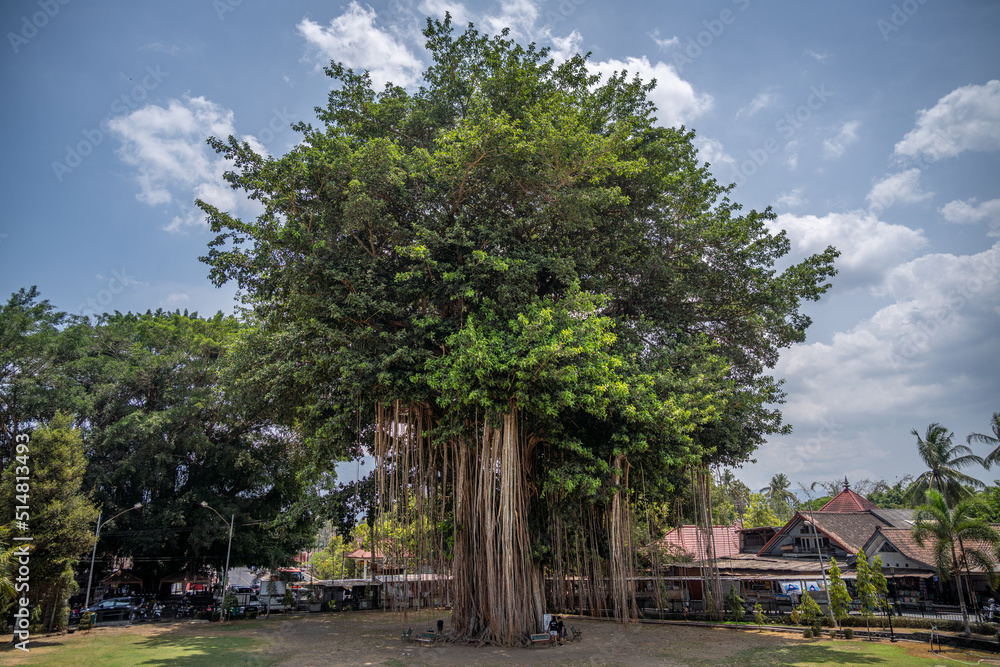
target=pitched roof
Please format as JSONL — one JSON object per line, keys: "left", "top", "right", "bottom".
{"left": 757, "top": 509, "right": 914, "bottom": 557}
{"left": 659, "top": 524, "right": 741, "bottom": 561}
{"left": 868, "top": 525, "right": 1000, "bottom": 573}
{"left": 819, "top": 487, "right": 878, "bottom": 512}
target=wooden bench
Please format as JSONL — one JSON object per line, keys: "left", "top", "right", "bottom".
{"left": 414, "top": 631, "right": 437, "bottom": 646}
{"left": 401, "top": 627, "right": 413, "bottom": 642}
{"left": 530, "top": 633, "right": 554, "bottom": 648}
{"left": 569, "top": 626, "right": 582, "bottom": 642}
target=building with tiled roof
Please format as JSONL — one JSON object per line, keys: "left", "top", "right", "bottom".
{"left": 658, "top": 524, "right": 741, "bottom": 562}
{"left": 818, "top": 478, "right": 879, "bottom": 512}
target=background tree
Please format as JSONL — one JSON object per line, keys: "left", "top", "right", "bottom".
{"left": 0, "top": 413, "right": 98, "bottom": 631}
{"left": 912, "top": 490, "right": 1000, "bottom": 637}
{"left": 866, "top": 476, "right": 912, "bottom": 509}
{"left": 743, "top": 492, "right": 781, "bottom": 528}
{"left": 198, "top": 19, "right": 837, "bottom": 644}
{"left": 0, "top": 287, "right": 85, "bottom": 467}
{"left": 969, "top": 412, "right": 1000, "bottom": 468}
{"left": 904, "top": 423, "right": 983, "bottom": 507}
{"left": 760, "top": 473, "right": 797, "bottom": 520}
{"left": 871, "top": 554, "right": 890, "bottom": 629}
{"left": 854, "top": 547, "right": 878, "bottom": 639}
{"left": 0, "top": 524, "right": 18, "bottom": 632}
{"left": 827, "top": 557, "right": 852, "bottom": 629}
{"left": 797, "top": 590, "right": 821, "bottom": 626}
{"left": 309, "top": 534, "right": 358, "bottom": 580}
{"left": 73, "top": 311, "right": 316, "bottom": 588}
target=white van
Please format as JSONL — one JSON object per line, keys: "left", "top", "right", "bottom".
{"left": 258, "top": 580, "right": 290, "bottom": 614}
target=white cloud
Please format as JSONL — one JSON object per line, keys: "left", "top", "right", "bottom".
{"left": 866, "top": 168, "right": 932, "bottom": 213}
{"left": 649, "top": 29, "right": 678, "bottom": 50}
{"left": 109, "top": 96, "right": 235, "bottom": 209}
{"left": 804, "top": 48, "right": 830, "bottom": 62}
{"left": 548, "top": 30, "right": 583, "bottom": 65}
{"left": 418, "top": 0, "right": 470, "bottom": 26}
{"left": 110, "top": 96, "right": 268, "bottom": 233}
{"left": 774, "top": 188, "right": 806, "bottom": 208}
{"left": 298, "top": 3, "right": 423, "bottom": 89}
{"left": 940, "top": 197, "right": 1000, "bottom": 237}
{"left": 894, "top": 80, "right": 1000, "bottom": 160}
{"left": 770, "top": 210, "right": 927, "bottom": 289}
{"left": 736, "top": 92, "right": 776, "bottom": 118}
{"left": 161, "top": 293, "right": 191, "bottom": 309}
{"left": 822, "top": 120, "right": 860, "bottom": 159}
{"left": 482, "top": 0, "right": 539, "bottom": 41}
{"left": 589, "top": 57, "right": 712, "bottom": 128}
{"left": 762, "top": 243, "right": 1000, "bottom": 478}
{"left": 692, "top": 136, "right": 734, "bottom": 168}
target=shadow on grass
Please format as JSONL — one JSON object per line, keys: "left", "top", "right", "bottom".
{"left": 127, "top": 633, "right": 272, "bottom": 666}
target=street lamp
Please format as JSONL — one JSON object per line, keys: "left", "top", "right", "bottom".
{"left": 201, "top": 501, "right": 235, "bottom": 607}
{"left": 84, "top": 502, "right": 143, "bottom": 610}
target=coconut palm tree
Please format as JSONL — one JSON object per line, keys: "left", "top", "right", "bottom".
{"left": 969, "top": 412, "right": 1000, "bottom": 469}
{"left": 912, "top": 490, "right": 1000, "bottom": 637}
{"left": 903, "top": 423, "right": 984, "bottom": 507}
{"left": 760, "top": 473, "right": 797, "bottom": 518}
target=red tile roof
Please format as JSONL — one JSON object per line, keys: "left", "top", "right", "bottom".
{"left": 819, "top": 487, "right": 878, "bottom": 512}
{"left": 660, "top": 524, "right": 741, "bottom": 561}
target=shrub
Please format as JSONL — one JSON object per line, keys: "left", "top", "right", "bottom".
{"left": 843, "top": 627, "right": 854, "bottom": 640}
{"left": 802, "top": 628, "right": 812, "bottom": 638}
{"left": 797, "top": 594, "right": 822, "bottom": 625}
{"left": 828, "top": 628, "right": 837, "bottom": 639}
{"left": 812, "top": 623, "right": 822, "bottom": 637}
{"left": 754, "top": 603, "right": 766, "bottom": 627}
{"left": 725, "top": 587, "right": 745, "bottom": 623}
{"left": 790, "top": 609, "right": 801, "bottom": 625}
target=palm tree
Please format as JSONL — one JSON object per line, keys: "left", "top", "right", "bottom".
{"left": 968, "top": 411, "right": 1000, "bottom": 469}
{"left": 912, "top": 490, "right": 1000, "bottom": 637}
{"left": 903, "top": 423, "right": 984, "bottom": 507}
{"left": 760, "top": 473, "right": 797, "bottom": 518}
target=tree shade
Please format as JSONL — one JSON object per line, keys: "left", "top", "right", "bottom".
{"left": 199, "top": 19, "right": 838, "bottom": 644}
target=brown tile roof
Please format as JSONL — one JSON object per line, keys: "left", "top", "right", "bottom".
{"left": 871, "top": 526, "right": 1000, "bottom": 573}
{"left": 757, "top": 509, "right": 914, "bottom": 557}
{"left": 659, "top": 524, "right": 741, "bottom": 561}
{"left": 820, "top": 488, "right": 878, "bottom": 512}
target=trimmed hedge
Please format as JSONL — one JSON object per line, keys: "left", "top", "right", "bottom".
{"left": 639, "top": 610, "right": 997, "bottom": 637}
{"left": 836, "top": 615, "right": 996, "bottom": 635}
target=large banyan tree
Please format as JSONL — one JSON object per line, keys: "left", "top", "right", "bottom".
{"left": 200, "top": 19, "right": 838, "bottom": 645}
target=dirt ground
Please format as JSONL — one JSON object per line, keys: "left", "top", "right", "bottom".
{"left": 5, "top": 610, "right": 993, "bottom": 666}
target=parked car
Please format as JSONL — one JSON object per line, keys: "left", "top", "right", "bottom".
{"left": 85, "top": 597, "right": 141, "bottom": 624}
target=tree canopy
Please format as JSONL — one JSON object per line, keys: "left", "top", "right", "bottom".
{"left": 195, "top": 18, "right": 838, "bottom": 644}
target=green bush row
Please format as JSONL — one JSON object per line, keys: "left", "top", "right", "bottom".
{"left": 640, "top": 610, "right": 997, "bottom": 637}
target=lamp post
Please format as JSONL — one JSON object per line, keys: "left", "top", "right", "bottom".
{"left": 799, "top": 484, "right": 831, "bottom": 619}
{"left": 84, "top": 502, "right": 142, "bottom": 610}
{"left": 201, "top": 501, "right": 234, "bottom": 610}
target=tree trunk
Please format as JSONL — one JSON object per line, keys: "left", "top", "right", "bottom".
{"left": 450, "top": 408, "right": 543, "bottom": 645}
{"left": 950, "top": 541, "right": 971, "bottom": 636}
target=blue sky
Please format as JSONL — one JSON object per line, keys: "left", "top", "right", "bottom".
{"left": 2, "top": 0, "right": 999, "bottom": 491}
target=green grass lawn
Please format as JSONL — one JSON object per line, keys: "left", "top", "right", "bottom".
{"left": 10, "top": 630, "right": 274, "bottom": 667}
{"left": 685, "top": 639, "right": 968, "bottom": 666}
{"left": 3, "top": 618, "right": 982, "bottom": 667}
